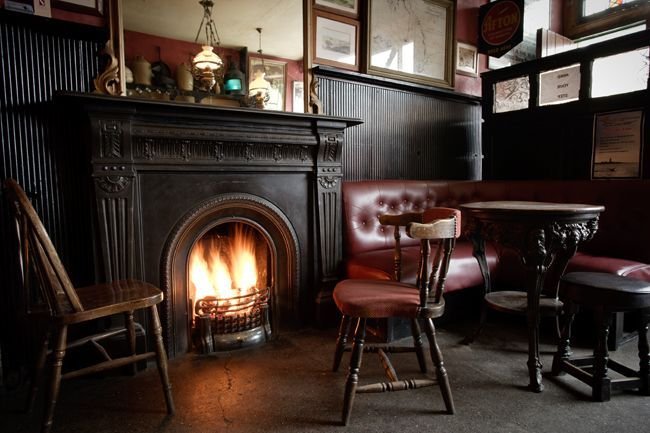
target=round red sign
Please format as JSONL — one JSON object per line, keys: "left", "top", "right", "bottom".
{"left": 481, "top": 0, "right": 522, "bottom": 46}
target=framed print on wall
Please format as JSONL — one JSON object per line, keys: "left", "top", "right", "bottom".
{"left": 313, "top": 10, "right": 360, "bottom": 71}
{"left": 314, "top": 0, "right": 359, "bottom": 18}
{"left": 248, "top": 56, "right": 286, "bottom": 111}
{"left": 367, "top": 0, "right": 455, "bottom": 88}
{"left": 456, "top": 42, "right": 479, "bottom": 77}
{"left": 53, "top": 0, "right": 104, "bottom": 15}
{"left": 292, "top": 81, "right": 304, "bottom": 113}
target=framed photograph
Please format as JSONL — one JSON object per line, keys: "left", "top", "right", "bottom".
{"left": 456, "top": 42, "right": 478, "bottom": 77}
{"left": 314, "top": 0, "right": 359, "bottom": 18}
{"left": 248, "top": 56, "right": 286, "bottom": 111}
{"left": 53, "top": 0, "right": 104, "bottom": 15}
{"left": 313, "top": 10, "right": 360, "bottom": 71}
{"left": 292, "top": 81, "right": 304, "bottom": 113}
{"left": 592, "top": 110, "right": 644, "bottom": 179}
{"left": 367, "top": 0, "right": 455, "bottom": 88}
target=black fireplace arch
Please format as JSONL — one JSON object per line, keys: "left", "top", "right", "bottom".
{"left": 161, "top": 193, "right": 300, "bottom": 356}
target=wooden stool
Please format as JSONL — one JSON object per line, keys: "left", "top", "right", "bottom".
{"left": 552, "top": 272, "right": 650, "bottom": 401}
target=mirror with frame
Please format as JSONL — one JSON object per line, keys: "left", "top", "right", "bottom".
{"left": 101, "top": 0, "right": 307, "bottom": 112}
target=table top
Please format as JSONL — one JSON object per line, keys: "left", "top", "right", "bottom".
{"left": 460, "top": 201, "right": 605, "bottom": 216}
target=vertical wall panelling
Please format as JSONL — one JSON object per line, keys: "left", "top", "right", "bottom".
{"left": 0, "top": 13, "right": 103, "bottom": 385}
{"left": 314, "top": 67, "right": 483, "bottom": 181}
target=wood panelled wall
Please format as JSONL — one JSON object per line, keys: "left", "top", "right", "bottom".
{"left": 314, "top": 67, "right": 483, "bottom": 181}
{"left": 0, "top": 12, "right": 104, "bottom": 382}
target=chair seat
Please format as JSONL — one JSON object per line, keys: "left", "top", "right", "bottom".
{"left": 61, "top": 280, "right": 163, "bottom": 324}
{"left": 333, "top": 279, "right": 444, "bottom": 319}
{"left": 561, "top": 272, "right": 650, "bottom": 311}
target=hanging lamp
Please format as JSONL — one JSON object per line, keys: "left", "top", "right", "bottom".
{"left": 192, "top": 0, "right": 223, "bottom": 91}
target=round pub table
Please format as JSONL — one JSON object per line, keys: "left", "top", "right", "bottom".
{"left": 460, "top": 201, "right": 605, "bottom": 392}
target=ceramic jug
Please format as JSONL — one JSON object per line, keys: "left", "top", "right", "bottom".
{"left": 176, "top": 63, "right": 194, "bottom": 91}
{"left": 132, "top": 56, "right": 152, "bottom": 86}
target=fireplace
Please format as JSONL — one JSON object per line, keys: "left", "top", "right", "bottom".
{"left": 58, "top": 92, "right": 360, "bottom": 357}
{"left": 161, "top": 192, "right": 300, "bottom": 353}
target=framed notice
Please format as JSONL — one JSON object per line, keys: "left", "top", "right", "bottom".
{"left": 592, "top": 110, "right": 644, "bottom": 179}
{"left": 367, "top": 0, "right": 455, "bottom": 88}
{"left": 456, "top": 42, "right": 478, "bottom": 77}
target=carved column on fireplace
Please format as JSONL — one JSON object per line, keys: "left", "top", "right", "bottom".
{"left": 315, "top": 129, "right": 344, "bottom": 294}
{"left": 59, "top": 93, "right": 361, "bottom": 354}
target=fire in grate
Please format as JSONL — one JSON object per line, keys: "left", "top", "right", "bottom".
{"left": 188, "top": 223, "right": 272, "bottom": 353}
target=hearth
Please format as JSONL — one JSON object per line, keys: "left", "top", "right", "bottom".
{"left": 58, "top": 93, "right": 360, "bottom": 357}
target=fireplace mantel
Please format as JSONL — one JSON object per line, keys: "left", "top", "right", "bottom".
{"left": 57, "top": 93, "right": 361, "bottom": 353}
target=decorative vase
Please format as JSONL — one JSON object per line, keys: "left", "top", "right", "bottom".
{"left": 132, "top": 56, "right": 152, "bottom": 86}
{"left": 176, "top": 63, "right": 194, "bottom": 91}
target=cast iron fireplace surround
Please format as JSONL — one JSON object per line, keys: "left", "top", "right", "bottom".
{"left": 58, "top": 93, "right": 360, "bottom": 357}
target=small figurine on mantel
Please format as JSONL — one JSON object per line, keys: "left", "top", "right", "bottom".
{"left": 309, "top": 77, "right": 323, "bottom": 115}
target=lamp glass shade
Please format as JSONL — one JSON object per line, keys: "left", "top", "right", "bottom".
{"left": 223, "top": 60, "right": 246, "bottom": 95}
{"left": 249, "top": 76, "right": 271, "bottom": 97}
{"left": 193, "top": 45, "right": 223, "bottom": 71}
{"left": 224, "top": 78, "right": 242, "bottom": 91}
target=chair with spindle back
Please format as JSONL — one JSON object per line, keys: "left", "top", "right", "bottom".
{"left": 332, "top": 207, "right": 460, "bottom": 425}
{"left": 4, "top": 179, "right": 175, "bottom": 433}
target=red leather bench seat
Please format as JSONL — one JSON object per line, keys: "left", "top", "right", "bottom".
{"left": 342, "top": 180, "right": 650, "bottom": 296}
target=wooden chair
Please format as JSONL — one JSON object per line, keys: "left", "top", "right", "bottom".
{"left": 4, "top": 178, "right": 175, "bottom": 433}
{"left": 332, "top": 208, "right": 460, "bottom": 425}
{"left": 552, "top": 272, "right": 650, "bottom": 401}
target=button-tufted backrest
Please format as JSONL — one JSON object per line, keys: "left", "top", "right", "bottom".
{"left": 342, "top": 180, "right": 466, "bottom": 256}
{"left": 342, "top": 179, "right": 650, "bottom": 264}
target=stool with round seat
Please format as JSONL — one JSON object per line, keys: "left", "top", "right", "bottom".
{"left": 552, "top": 272, "right": 650, "bottom": 401}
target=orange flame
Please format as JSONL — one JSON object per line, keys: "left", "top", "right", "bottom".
{"left": 189, "top": 225, "right": 259, "bottom": 315}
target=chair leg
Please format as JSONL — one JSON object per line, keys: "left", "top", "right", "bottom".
{"left": 638, "top": 309, "right": 650, "bottom": 396}
{"left": 552, "top": 301, "right": 577, "bottom": 376}
{"left": 26, "top": 328, "right": 51, "bottom": 413}
{"left": 342, "top": 317, "right": 366, "bottom": 426}
{"left": 410, "top": 318, "right": 427, "bottom": 373}
{"left": 125, "top": 311, "right": 137, "bottom": 376}
{"left": 424, "top": 318, "right": 455, "bottom": 414}
{"left": 333, "top": 314, "right": 351, "bottom": 372}
{"left": 41, "top": 325, "right": 67, "bottom": 433}
{"left": 150, "top": 305, "right": 175, "bottom": 415}
{"left": 592, "top": 308, "right": 611, "bottom": 402}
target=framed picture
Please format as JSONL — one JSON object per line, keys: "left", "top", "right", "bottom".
{"left": 248, "top": 56, "right": 286, "bottom": 111}
{"left": 367, "top": 0, "right": 455, "bottom": 88}
{"left": 53, "top": 0, "right": 104, "bottom": 15}
{"left": 314, "top": 0, "right": 359, "bottom": 18}
{"left": 292, "top": 81, "right": 304, "bottom": 113}
{"left": 313, "top": 10, "right": 360, "bottom": 71}
{"left": 592, "top": 110, "right": 644, "bottom": 179}
{"left": 456, "top": 42, "right": 478, "bottom": 77}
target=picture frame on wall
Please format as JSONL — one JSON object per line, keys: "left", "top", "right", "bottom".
{"left": 367, "top": 0, "right": 455, "bottom": 88}
{"left": 592, "top": 110, "right": 644, "bottom": 179}
{"left": 456, "top": 42, "right": 479, "bottom": 77}
{"left": 314, "top": 0, "right": 359, "bottom": 18}
{"left": 52, "top": 0, "right": 104, "bottom": 15}
{"left": 292, "top": 81, "right": 304, "bottom": 113}
{"left": 313, "top": 10, "right": 360, "bottom": 71}
{"left": 248, "top": 56, "right": 286, "bottom": 111}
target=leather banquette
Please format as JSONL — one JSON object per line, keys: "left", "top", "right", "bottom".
{"left": 342, "top": 180, "right": 650, "bottom": 295}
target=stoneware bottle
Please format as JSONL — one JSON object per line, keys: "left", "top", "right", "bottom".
{"left": 176, "top": 62, "right": 194, "bottom": 91}
{"left": 132, "top": 55, "right": 152, "bottom": 86}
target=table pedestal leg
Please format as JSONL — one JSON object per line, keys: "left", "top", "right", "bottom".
{"left": 526, "top": 265, "right": 545, "bottom": 392}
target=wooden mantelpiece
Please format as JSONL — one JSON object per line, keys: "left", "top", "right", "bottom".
{"left": 56, "top": 93, "right": 361, "bottom": 354}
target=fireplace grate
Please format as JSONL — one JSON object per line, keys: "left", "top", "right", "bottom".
{"left": 192, "top": 287, "right": 270, "bottom": 352}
